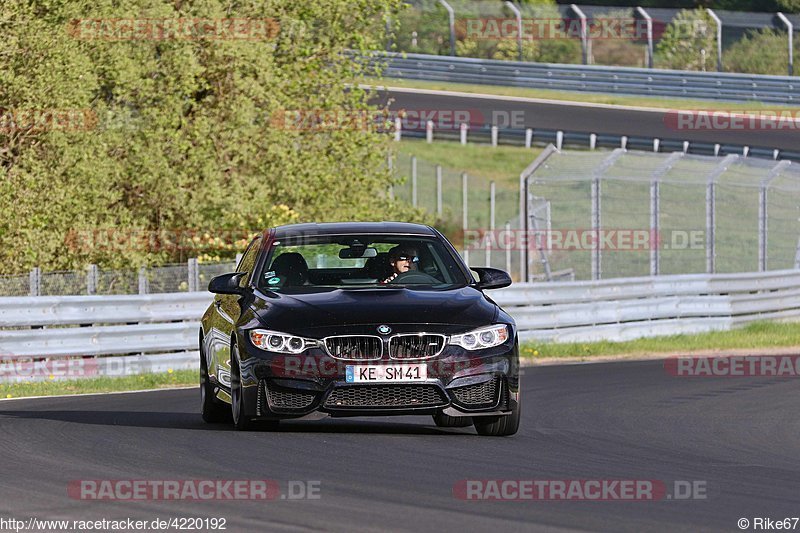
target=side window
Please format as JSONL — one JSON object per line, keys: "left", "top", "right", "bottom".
{"left": 237, "top": 237, "right": 263, "bottom": 285}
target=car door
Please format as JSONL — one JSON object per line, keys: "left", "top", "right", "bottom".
{"left": 204, "top": 236, "right": 263, "bottom": 389}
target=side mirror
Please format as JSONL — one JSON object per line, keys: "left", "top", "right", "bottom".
{"left": 208, "top": 272, "right": 247, "bottom": 295}
{"left": 471, "top": 267, "right": 512, "bottom": 290}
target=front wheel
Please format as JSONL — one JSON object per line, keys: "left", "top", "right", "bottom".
{"left": 200, "top": 339, "right": 231, "bottom": 423}
{"left": 473, "top": 397, "right": 520, "bottom": 437}
{"left": 432, "top": 410, "right": 473, "bottom": 428}
{"left": 230, "top": 345, "right": 255, "bottom": 431}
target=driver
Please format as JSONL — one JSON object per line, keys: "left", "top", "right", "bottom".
{"left": 381, "top": 245, "right": 419, "bottom": 284}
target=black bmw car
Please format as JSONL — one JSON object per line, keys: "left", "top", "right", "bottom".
{"left": 200, "top": 222, "right": 520, "bottom": 436}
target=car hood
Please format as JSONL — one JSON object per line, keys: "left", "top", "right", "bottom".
{"left": 250, "top": 286, "right": 498, "bottom": 336}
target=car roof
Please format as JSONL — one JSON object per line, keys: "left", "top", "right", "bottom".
{"left": 272, "top": 222, "right": 437, "bottom": 239}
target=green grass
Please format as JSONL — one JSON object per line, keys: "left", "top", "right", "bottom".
{"left": 367, "top": 78, "right": 800, "bottom": 112}
{"left": 395, "top": 139, "right": 540, "bottom": 183}
{"left": 0, "top": 369, "right": 196, "bottom": 400}
{"left": 521, "top": 321, "right": 800, "bottom": 360}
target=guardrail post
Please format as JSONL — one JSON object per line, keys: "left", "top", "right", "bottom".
{"left": 188, "top": 258, "right": 199, "bottom": 292}
{"left": 460, "top": 122, "right": 468, "bottom": 145}
{"left": 462, "top": 172, "right": 469, "bottom": 265}
{"left": 411, "top": 156, "right": 418, "bottom": 207}
{"left": 707, "top": 9, "right": 723, "bottom": 72}
{"left": 438, "top": 0, "right": 456, "bottom": 57}
{"left": 87, "top": 264, "right": 98, "bottom": 295}
{"left": 621, "top": 136, "right": 628, "bottom": 150}
{"left": 636, "top": 7, "right": 654, "bottom": 69}
{"left": 777, "top": 13, "right": 793, "bottom": 76}
{"left": 556, "top": 130, "right": 563, "bottom": 150}
{"left": 436, "top": 165, "right": 443, "bottom": 218}
{"left": 491, "top": 125, "right": 498, "bottom": 147}
{"left": 426, "top": 120, "right": 434, "bottom": 143}
{"left": 138, "top": 267, "right": 148, "bottom": 294}
{"left": 683, "top": 141, "right": 690, "bottom": 153}
{"left": 504, "top": 1, "right": 523, "bottom": 61}
{"left": 589, "top": 133, "right": 596, "bottom": 150}
{"left": 653, "top": 138, "right": 660, "bottom": 152}
{"left": 570, "top": 4, "right": 591, "bottom": 65}
{"left": 29, "top": 267, "right": 40, "bottom": 297}
{"left": 486, "top": 181, "right": 496, "bottom": 267}
{"left": 525, "top": 128, "right": 533, "bottom": 148}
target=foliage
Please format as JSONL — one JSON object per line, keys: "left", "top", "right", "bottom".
{"left": 655, "top": 8, "right": 717, "bottom": 71}
{"left": 0, "top": 0, "right": 426, "bottom": 272}
{"left": 724, "top": 28, "right": 797, "bottom": 75}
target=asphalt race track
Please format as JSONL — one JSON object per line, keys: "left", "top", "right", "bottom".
{"left": 374, "top": 87, "right": 800, "bottom": 152}
{"left": 1, "top": 359, "right": 798, "bottom": 532}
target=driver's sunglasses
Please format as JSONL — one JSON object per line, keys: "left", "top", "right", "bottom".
{"left": 397, "top": 255, "right": 419, "bottom": 263}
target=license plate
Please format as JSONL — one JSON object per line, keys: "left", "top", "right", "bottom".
{"left": 346, "top": 364, "right": 427, "bottom": 383}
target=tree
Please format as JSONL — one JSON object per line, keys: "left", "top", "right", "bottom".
{"left": 0, "top": 0, "right": 423, "bottom": 271}
{"left": 655, "top": 8, "right": 716, "bottom": 71}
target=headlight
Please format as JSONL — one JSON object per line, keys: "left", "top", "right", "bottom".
{"left": 249, "top": 329, "right": 317, "bottom": 354}
{"left": 449, "top": 324, "right": 509, "bottom": 350}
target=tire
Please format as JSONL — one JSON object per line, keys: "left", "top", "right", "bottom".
{"left": 200, "top": 337, "right": 231, "bottom": 424}
{"left": 432, "top": 410, "right": 473, "bottom": 428}
{"left": 473, "top": 396, "right": 521, "bottom": 437}
{"left": 230, "top": 345, "right": 255, "bottom": 431}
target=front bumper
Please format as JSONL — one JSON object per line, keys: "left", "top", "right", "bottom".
{"left": 236, "top": 340, "right": 520, "bottom": 420}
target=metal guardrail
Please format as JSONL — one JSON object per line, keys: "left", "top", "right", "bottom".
{"left": 492, "top": 269, "right": 800, "bottom": 342}
{"left": 2, "top": 268, "right": 800, "bottom": 381}
{"left": 373, "top": 52, "right": 800, "bottom": 104}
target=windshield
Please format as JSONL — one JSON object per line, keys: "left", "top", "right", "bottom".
{"left": 257, "top": 234, "right": 469, "bottom": 292}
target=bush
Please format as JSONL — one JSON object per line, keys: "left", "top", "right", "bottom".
{"left": 0, "top": 0, "right": 427, "bottom": 272}
{"left": 724, "top": 29, "right": 796, "bottom": 75}
{"left": 655, "top": 8, "right": 716, "bottom": 71}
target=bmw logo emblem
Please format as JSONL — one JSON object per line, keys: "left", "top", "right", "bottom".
{"left": 377, "top": 325, "right": 392, "bottom": 335}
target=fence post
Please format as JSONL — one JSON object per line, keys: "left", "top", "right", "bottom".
{"left": 777, "top": 13, "right": 794, "bottom": 76}
{"left": 462, "top": 172, "right": 469, "bottom": 265}
{"left": 650, "top": 152, "right": 683, "bottom": 276}
{"left": 87, "top": 264, "right": 98, "bottom": 295}
{"left": 436, "top": 165, "right": 443, "bottom": 218}
{"left": 636, "top": 7, "right": 654, "bottom": 68}
{"left": 591, "top": 174, "right": 601, "bottom": 280}
{"left": 505, "top": 222, "right": 512, "bottom": 276}
{"left": 707, "top": 9, "right": 723, "bottom": 72}
{"left": 29, "top": 267, "right": 41, "bottom": 297}
{"left": 394, "top": 117, "right": 402, "bottom": 142}
{"left": 188, "top": 258, "right": 199, "bottom": 292}
{"left": 486, "top": 181, "right": 496, "bottom": 267}
{"left": 138, "top": 267, "right": 148, "bottom": 294}
{"left": 570, "top": 4, "right": 590, "bottom": 65}
{"left": 411, "top": 156, "right": 418, "bottom": 207}
{"left": 705, "top": 154, "right": 736, "bottom": 274}
{"left": 438, "top": 0, "right": 456, "bottom": 57}
{"left": 760, "top": 160, "right": 791, "bottom": 271}
{"left": 504, "top": 0, "right": 523, "bottom": 61}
